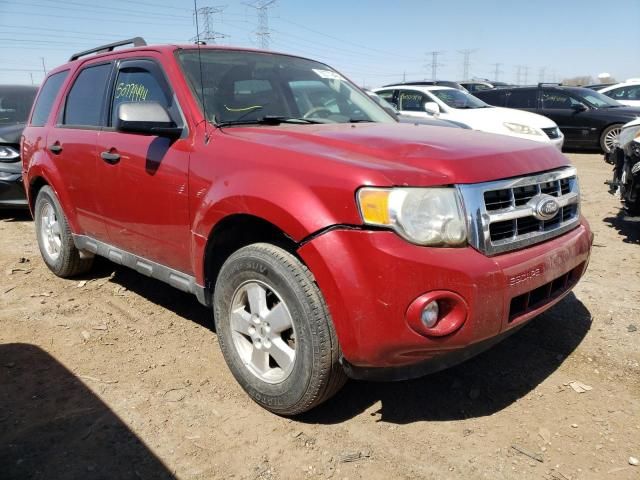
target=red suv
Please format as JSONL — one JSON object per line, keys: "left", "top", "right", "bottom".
{"left": 22, "top": 38, "right": 592, "bottom": 415}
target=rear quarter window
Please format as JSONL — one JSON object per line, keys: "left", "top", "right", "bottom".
{"left": 30, "top": 71, "right": 69, "bottom": 127}
{"left": 506, "top": 90, "right": 537, "bottom": 108}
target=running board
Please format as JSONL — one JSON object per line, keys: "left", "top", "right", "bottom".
{"left": 72, "top": 234, "right": 210, "bottom": 306}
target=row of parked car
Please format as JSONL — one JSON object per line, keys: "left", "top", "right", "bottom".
{"left": 368, "top": 79, "right": 640, "bottom": 154}
{"left": 2, "top": 70, "right": 639, "bottom": 210}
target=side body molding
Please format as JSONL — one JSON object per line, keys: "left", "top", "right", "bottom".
{"left": 73, "top": 235, "right": 210, "bottom": 306}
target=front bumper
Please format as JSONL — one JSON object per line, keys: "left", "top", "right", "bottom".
{"left": 298, "top": 218, "right": 592, "bottom": 376}
{"left": 0, "top": 170, "right": 28, "bottom": 208}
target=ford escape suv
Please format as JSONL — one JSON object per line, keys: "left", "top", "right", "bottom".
{"left": 22, "top": 38, "right": 592, "bottom": 415}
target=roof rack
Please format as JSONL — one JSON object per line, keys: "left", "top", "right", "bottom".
{"left": 538, "top": 82, "right": 563, "bottom": 87}
{"left": 69, "top": 37, "right": 147, "bottom": 61}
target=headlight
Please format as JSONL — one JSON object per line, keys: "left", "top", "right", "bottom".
{"left": 357, "top": 187, "right": 467, "bottom": 246}
{"left": 503, "top": 122, "right": 542, "bottom": 136}
{"left": 0, "top": 145, "right": 20, "bottom": 161}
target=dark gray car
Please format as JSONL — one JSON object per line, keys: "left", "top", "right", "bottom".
{"left": 0, "top": 85, "right": 38, "bottom": 208}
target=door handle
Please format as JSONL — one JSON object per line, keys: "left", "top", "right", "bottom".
{"left": 48, "top": 143, "right": 62, "bottom": 154}
{"left": 100, "top": 150, "right": 121, "bottom": 164}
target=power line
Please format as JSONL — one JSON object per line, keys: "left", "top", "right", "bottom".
{"left": 193, "top": 5, "right": 228, "bottom": 44}
{"left": 426, "top": 51, "right": 444, "bottom": 80}
{"left": 245, "top": 0, "right": 276, "bottom": 50}
{"left": 538, "top": 67, "right": 546, "bottom": 83}
{"left": 491, "top": 62, "right": 503, "bottom": 82}
{"left": 458, "top": 49, "right": 477, "bottom": 81}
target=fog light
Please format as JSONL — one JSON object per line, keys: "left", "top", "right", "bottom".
{"left": 421, "top": 301, "right": 439, "bottom": 328}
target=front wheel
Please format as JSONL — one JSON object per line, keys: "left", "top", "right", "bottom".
{"left": 214, "top": 243, "right": 346, "bottom": 415}
{"left": 600, "top": 124, "right": 623, "bottom": 154}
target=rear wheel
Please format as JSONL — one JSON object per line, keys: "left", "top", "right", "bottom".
{"left": 214, "top": 243, "right": 346, "bottom": 415}
{"left": 34, "top": 186, "right": 93, "bottom": 277}
{"left": 600, "top": 124, "right": 623, "bottom": 154}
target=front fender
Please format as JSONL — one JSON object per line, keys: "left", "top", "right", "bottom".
{"left": 190, "top": 168, "right": 362, "bottom": 284}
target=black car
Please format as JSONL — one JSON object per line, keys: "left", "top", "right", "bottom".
{"left": 475, "top": 84, "right": 640, "bottom": 153}
{"left": 1, "top": 85, "right": 38, "bottom": 208}
{"left": 459, "top": 81, "right": 513, "bottom": 93}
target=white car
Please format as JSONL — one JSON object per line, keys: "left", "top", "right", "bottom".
{"left": 374, "top": 85, "right": 564, "bottom": 149}
{"left": 598, "top": 81, "right": 640, "bottom": 107}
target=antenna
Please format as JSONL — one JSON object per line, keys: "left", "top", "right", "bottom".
{"left": 245, "top": 0, "right": 276, "bottom": 49}
{"left": 191, "top": 5, "right": 228, "bottom": 44}
{"left": 193, "top": 0, "right": 211, "bottom": 140}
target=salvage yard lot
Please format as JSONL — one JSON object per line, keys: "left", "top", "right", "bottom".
{"left": 1, "top": 153, "right": 638, "bottom": 480}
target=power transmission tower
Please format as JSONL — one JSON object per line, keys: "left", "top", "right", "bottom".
{"left": 426, "top": 51, "right": 444, "bottom": 80}
{"left": 192, "top": 5, "right": 228, "bottom": 44}
{"left": 515, "top": 65, "right": 522, "bottom": 85}
{"left": 538, "top": 67, "right": 546, "bottom": 84}
{"left": 245, "top": 0, "right": 276, "bottom": 49}
{"left": 491, "top": 63, "right": 503, "bottom": 82}
{"left": 458, "top": 49, "right": 477, "bottom": 81}
{"left": 522, "top": 66, "right": 529, "bottom": 85}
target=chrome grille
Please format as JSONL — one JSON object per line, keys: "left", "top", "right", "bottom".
{"left": 458, "top": 167, "right": 580, "bottom": 256}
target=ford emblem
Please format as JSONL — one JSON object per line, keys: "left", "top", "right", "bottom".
{"left": 531, "top": 194, "right": 560, "bottom": 221}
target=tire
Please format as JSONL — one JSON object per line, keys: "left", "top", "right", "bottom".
{"left": 214, "top": 243, "right": 346, "bottom": 415}
{"left": 600, "top": 124, "right": 623, "bottom": 154}
{"left": 34, "top": 186, "right": 93, "bottom": 277}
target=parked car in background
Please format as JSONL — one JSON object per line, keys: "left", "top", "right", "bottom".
{"left": 459, "top": 81, "right": 513, "bottom": 93}
{"left": 597, "top": 81, "right": 640, "bottom": 107}
{"left": 374, "top": 85, "right": 563, "bottom": 148}
{"left": 583, "top": 83, "right": 615, "bottom": 91}
{"left": 366, "top": 90, "right": 468, "bottom": 128}
{"left": 475, "top": 84, "right": 640, "bottom": 153}
{"left": 382, "top": 80, "right": 468, "bottom": 91}
{"left": 22, "top": 38, "right": 592, "bottom": 415}
{"left": 0, "top": 85, "right": 38, "bottom": 208}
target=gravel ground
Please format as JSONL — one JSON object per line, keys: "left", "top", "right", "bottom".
{"left": 1, "top": 152, "right": 638, "bottom": 480}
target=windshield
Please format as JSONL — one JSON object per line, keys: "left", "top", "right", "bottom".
{"left": 176, "top": 49, "right": 394, "bottom": 125}
{"left": 429, "top": 89, "right": 489, "bottom": 109}
{"left": 577, "top": 89, "right": 622, "bottom": 108}
{"left": 0, "top": 87, "right": 37, "bottom": 126}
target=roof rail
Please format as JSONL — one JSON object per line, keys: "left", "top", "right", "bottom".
{"left": 69, "top": 37, "right": 147, "bottom": 61}
{"left": 538, "top": 82, "right": 562, "bottom": 87}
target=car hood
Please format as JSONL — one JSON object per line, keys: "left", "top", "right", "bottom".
{"left": 221, "top": 122, "right": 569, "bottom": 185}
{"left": 591, "top": 106, "right": 640, "bottom": 119}
{"left": 446, "top": 106, "right": 557, "bottom": 129}
{"left": 0, "top": 123, "right": 24, "bottom": 145}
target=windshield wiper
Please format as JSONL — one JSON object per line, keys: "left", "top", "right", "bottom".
{"left": 349, "top": 119, "right": 374, "bottom": 123}
{"left": 217, "top": 116, "right": 323, "bottom": 127}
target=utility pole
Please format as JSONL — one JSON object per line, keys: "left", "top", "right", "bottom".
{"left": 523, "top": 65, "right": 529, "bottom": 85}
{"left": 245, "top": 0, "right": 276, "bottom": 50}
{"left": 491, "top": 63, "right": 503, "bottom": 82}
{"left": 40, "top": 57, "right": 47, "bottom": 76}
{"left": 458, "top": 49, "right": 477, "bottom": 81}
{"left": 538, "top": 67, "right": 546, "bottom": 84}
{"left": 515, "top": 65, "right": 522, "bottom": 85}
{"left": 29, "top": 73, "right": 34, "bottom": 85}
{"left": 193, "top": 5, "right": 228, "bottom": 44}
{"left": 426, "top": 51, "right": 444, "bottom": 80}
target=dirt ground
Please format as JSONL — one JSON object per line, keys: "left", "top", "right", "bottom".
{"left": 1, "top": 153, "right": 638, "bottom": 480}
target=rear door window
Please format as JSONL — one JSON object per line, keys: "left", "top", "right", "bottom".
{"left": 30, "top": 71, "right": 68, "bottom": 127}
{"left": 506, "top": 89, "right": 537, "bottom": 108}
{"left": 63, "top": 63, "right": 112, "bottom": 127}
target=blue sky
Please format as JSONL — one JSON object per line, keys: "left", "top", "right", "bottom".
{"left": 1, "top": 0, "right": 639, "bottom": 87}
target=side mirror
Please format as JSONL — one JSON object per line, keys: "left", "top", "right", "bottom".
{"left": 115, "top": 102, "right": 183, "bottom": 137}
{"left": 424, "top": 101, "right": 440, "bottom": 115}
{"left": 572, "top": 103, "right": 587, "bottom": 112}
